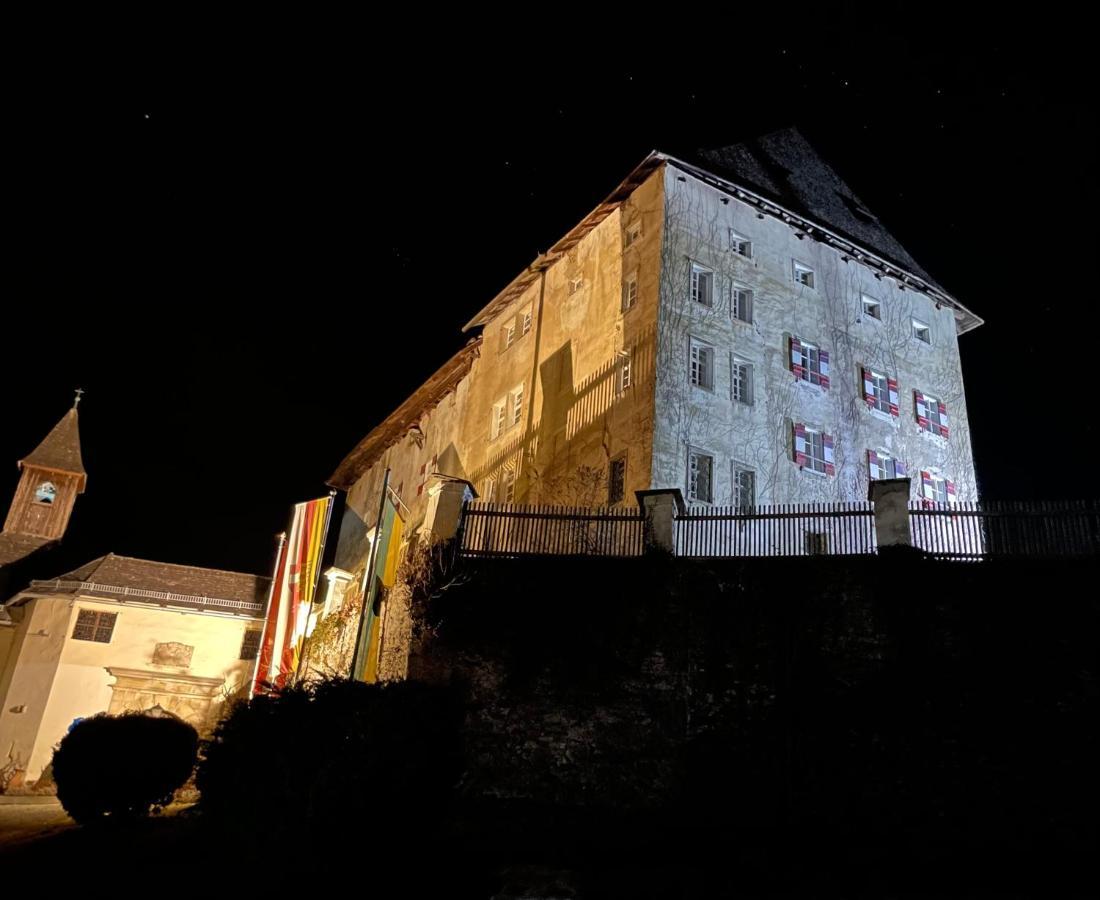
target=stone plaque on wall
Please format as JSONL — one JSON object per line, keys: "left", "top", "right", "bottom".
{"left": 152, "top": 641, "right": 194, "bottom": 668}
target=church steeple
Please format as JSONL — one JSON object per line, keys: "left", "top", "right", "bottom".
{"left": 3, "top": 394, "right": 87, "bottom": 541}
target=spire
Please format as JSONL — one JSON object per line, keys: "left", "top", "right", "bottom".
{"left": 19, "top": 403, "right": 87, "bottom": 491}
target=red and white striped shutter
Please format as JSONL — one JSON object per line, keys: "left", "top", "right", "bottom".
{"left": 823, "top": 433, "right": 835, "bottom": 476}
{"left": 790, "top": 337, "right": 803, "bottom": 380}
{"left": 887, "top": 377, "right": 900, "bottom": 417}
{"left": 920, "top": 470, "right": 934, "bottom": 501}
{"left": 938, "top": 403, "right": 950, "bottom": 438}
{"left": 915, "top": 391, "right": 929, "bottom": 430}
{"left": 868, "top": 449, "right": 880, "bottom": 480}
{"left": 819, "top": 350, "right": 830, "bottom": 389}
{"left": 793, "top": 423, "right": 807, "bottom": 466}
{"left": 895, "top": 459, "right": 907, "bottom": 478}
{"left": 946, "top": 480, "right": 957, "bottom": 504}
{"left": 862, "top": 368, "right": 875, "bottom": 406}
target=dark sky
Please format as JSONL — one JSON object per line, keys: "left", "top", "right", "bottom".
{"left": 3, "top": 11, "right": 1095, "bottom": 577}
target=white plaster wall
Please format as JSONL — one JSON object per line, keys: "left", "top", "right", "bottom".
{"left": 0, "top": 594, "right": 262, "bottom": 782}
{"left": 652, "top": 167, "right": 978, "bottom": 506}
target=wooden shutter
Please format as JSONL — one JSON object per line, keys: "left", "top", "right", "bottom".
{"left": 920, "top": 470, "right": 934, "bottom": 501}
{"left": 819, "top": 350, "right": 830, "bottom": 389}
{"left": 915, "top": 391, "right": 929, "bottom": 429}
{"left": 946, "top": 480, "right": 957, "bottom": 504}
{"left": 823, "top": 433, "right": 835, "bottom": 476}
{"left": 887, "top": 377, "right": 899, "bottom": 416}
{"left": 938, "top": 402, "right": 950, "bottom": 438}
{"left": 793, "top": 423, "right": 807, "bottom": 466}
{"left": 894, "top": 459, "right": 907, "bottom": 478}
{"left": 790, "top": 337, "right": 803, "bottom": 379}
{"left": 862, "top": 368, "right": 876, "bottom": 406}
{"left": 867, "top": 449, "right": 880, "bottom": 480}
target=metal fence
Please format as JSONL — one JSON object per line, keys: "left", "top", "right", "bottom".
{"left": 459, "top": 502, "right": 646, "bottom": 558}
{"left": 909, "top": 500, "right": 1100, "bottom": 559}
{"left": 675, "top": 503, "right": 877, "bottom": 558}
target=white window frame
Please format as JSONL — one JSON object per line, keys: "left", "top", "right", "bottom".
{"left": 622, "top": 272, "right": 638, "bottom": 313}
{"left": 689, "top": 337, "right": 716, "bottom": 391}
{"left": 868, "top": 451, "right": 899, "bottom": 481}
{"left": 490, "top": 400, "right": 506, "bottom": 440}
{"left": 912, "top": 318, "right": 931, "bottom": 344}
{"left": 729, "top": 229, "right": 753, "bottom": 258}
{"left": 793, "top": 260, "right": 816, "bottom": 288}
{"left": 919, "top": 392, "right": 946, "bottom": 435}
{"left": 521, "top": 307, "right": 533, "bottom": 335}
{"left": 866, "top": 369, "right": 891, "bottom": 415}
{"left": 687, "top": 448, "right": 715, "bottom": 504}
{"left": 731, "top": 285, "right": 753, "bottom": 324}
{"left": 730, "top": 355, "right": 753, "bottom": 405}
{"left": 928, "top": 473, "right": 949, "bottom": 504}
{"left": 504, "top": 320, "right": 517, "bottom": 349}
{"left": 803, "top": 427, "right": 828, "bottom": 476}
{"left": 690, "top": 262, "right": 714, "bottom": 308}
{"left": 624, "top": 220, "right": 642, "bottom": 248}
{"left": 732, "top": 464, "right": 755, "bottom": 512}
{"left": 618, "top": 353, "right": 633, "bottom": 393}
{"left": 861, "top": 293, "right": 882, "bottom": 321}
{"left": 568, "top": 276, "right": 584, "bottom": 295}
{"left": 510, "top": 383, "right": 524, "bottom": 428}
{"left": 500, "top": 466, "right": 517, "bottom": 503}
{"left": 792, "top": 338, "right": 826, "bottom": 387}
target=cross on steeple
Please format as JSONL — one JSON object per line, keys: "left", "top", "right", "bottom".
{"left": 73, "top": 388, "right": 85, "bottom": 408}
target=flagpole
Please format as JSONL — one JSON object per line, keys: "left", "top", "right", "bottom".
{"left": 249, "top": 530, "right": 287, "bottom": 700}
{"left": 350, "top": 468, "right": 390, "bottom": 680}
{"left": 294, "top": 490, "right": 339, "bottom": 686}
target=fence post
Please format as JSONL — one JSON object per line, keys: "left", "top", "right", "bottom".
{"left": 636, "top": 488, "right": 685, "bottom": 554}
{"left": 869, "top": 478, "right": 912, "bottom": 549}
{"left": 423, "top": 477, "right": 477, "bottom": 545}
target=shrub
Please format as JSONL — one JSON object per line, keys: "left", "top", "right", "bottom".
{"left": 197, "top": 678, "right": 464, "bottom": 847}
{"left": 52, "top": 712, "right": 199, "bottom": 825}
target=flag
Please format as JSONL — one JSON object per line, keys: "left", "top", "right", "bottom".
{"left": 254, "top": 495, "right": 333, "bottom": 694}
{"left": 351, "top": 488, "right": 405, "bottom": 682}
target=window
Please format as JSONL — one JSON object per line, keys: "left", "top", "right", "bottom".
{"left": 504, "top": 320, "right": 517, "bottom": 349}
{"left": 912, "top": 318, "right": 931, "bottom": 344}
{"left": 690, "top": 262, "right": 714, "bottom": 307}
{"left": 789, "top": 337, "right": 830, "bottom": 388}
{"left": 500, "top": 467, "right": 516, "bottom": 503}
{"left": 71, "top": 609, "right": 117, "bottom": 643}
{"left": 731, "top": 286, "right": 753, "bottom": 323}
{"left": 920, "top": 471, "right": 956, "bottom": 505}
{"left": 861, "top": 368, "right": 899, "bottom": 416}
{"left": 568, "top": 276, "right": 584, "bottom": 295}
{"left": 35, "top": 482, "right": 57, "bottom": 505}
{"left": 793, "top": 423, "right": 834, "bottom": 476}
{"left": 484, "top": 477, "right": 497, "bottom": 501}
{"left": 511, "top": 384, "right": 524, "bottom": 427}
{"left": 732, "top": 465, "right": 755, "bottom": 512}
{"left": 608, "top": 454, "right": 627, "bottom": 505}
{"left": 618, "top": 353, "right": 632, "bottom": 392}
{"left": 501, "top": 306, "right": 532, "bottom": 351}
{"left": 861, "top": 294, "right": 881, "bottom": 320}
{"left": 915, "top": 391, "right": 949, "bottom": 438}
{"left": 729, "top": 230, "right": 753, "bottom": 258}
{"left": 240, "top": 629, "right": 263, "bottom": 660}
{"left": 490, "top": 401, "right": 506, "bottom": 440}
{"left": 689, "top": 338, "right": 715, "bottom": 390}
{"left": 731, "top": 356, "right": 754, "bottom": 405}
{"left": 687, "top": 450, "right": 714, "bottom": 503}
{"left": 521, "top": 307, "right": 533, "bottom": 335}
{"left": 793, "top": 261, "right": 815, "bottom": 288}
{"left": 624, "top": 221, "right": 642, "bottom": 248}
{"left": 868, "top": 450, "right": 906, "bottom": 481}
{"left": 805, "top": 532, "right": 830, "bottom": 555}
{"left": 491, "top": 386, "right": 525, "bottom": 439}
{"left": 622, "top": 273, "right": 638, "bottom": 313}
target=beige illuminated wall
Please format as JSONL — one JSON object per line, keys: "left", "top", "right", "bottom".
{"left": 0, "top": 594, "right": 262, "bottom": 785}
{"left": 345, "top": 166, "right": 667, "bottom": 530}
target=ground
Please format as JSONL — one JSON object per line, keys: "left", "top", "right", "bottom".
{"left": 0, "top": 796, "right": 73, "bottom": 848}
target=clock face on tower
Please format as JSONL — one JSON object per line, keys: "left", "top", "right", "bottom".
{"left": 35, "top": 482, "right": 57, "bottom": 505}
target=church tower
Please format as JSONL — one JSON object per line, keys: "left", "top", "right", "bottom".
{"left": 3, "top": 393, "right": 87, "bottom": 542}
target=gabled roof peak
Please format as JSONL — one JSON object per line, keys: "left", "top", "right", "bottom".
{"left": 19, "top": 406, "right": 86, "bottom": 490}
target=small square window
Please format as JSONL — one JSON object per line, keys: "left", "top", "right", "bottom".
{"left": 568, "top": 277, "right": 584, "bottom": 295}
{"left": 240, "top": 629, "right": 263, "bottom": 660}
{"left": 793, "top": 261, "right": 815, "bottom": 288}
{"left": 730, "top": 230, "right": 753, "bottom": 258}
{"left": 71, "top": 609, "right": 117, "bottom": 644}
{"left": 912, "top": 319, "right": 931, "bottom": 344}
{"left": 861, "top": 294, "right": 881, "bottom": 320}
{"left": 690, "top": 262, "right": 714, "bottom": 307}
{"left": 624, "top": 221, "right": 642, "bottom": 248}
{"left": 622, "top": 273, "right": 638, "bottom": 313}
{"left": 689, "top": 338, "right": 715, "bottom": 390}
{"left": 688, "top": 450, "right": 714, "bottom": 504}
{"left": 732, "top": 287, "right": 753, "bottom": 324}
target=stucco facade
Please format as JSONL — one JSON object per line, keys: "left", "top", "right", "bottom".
{"left": 330, "top": 129, "right": 980, "bottom": 545}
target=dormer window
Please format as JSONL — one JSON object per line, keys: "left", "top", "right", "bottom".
{"left": 35, "top": 482, "right": 57, "bottom": 505}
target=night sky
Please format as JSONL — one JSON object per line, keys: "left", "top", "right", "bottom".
{"left": 4, "top": 13, "right": 1095, "bottom": 577}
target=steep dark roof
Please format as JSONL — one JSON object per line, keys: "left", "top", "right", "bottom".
{"left": 20, "top": 408, "right": 86, "bottom": 489}
{"left": 685, "top": 127, "right": 940, "bottom": 291}
{"left": 24, "top": 553, "right": 270, "bottom": 614}
{"left": 0, "top": 534, "right": 51, "bottom": 568}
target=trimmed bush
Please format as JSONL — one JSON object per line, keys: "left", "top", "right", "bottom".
{"left": 52, "top": 712, "right": 199, "bottom": 825}
{"left": 197, "top": 678, "right": 464, "bottom": 847}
